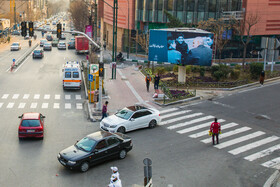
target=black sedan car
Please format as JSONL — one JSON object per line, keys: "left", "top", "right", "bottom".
{"left": 32, "top": 49, "right": 44, "bottom": 59}
{"left": 68, "top": 41, "right": 75, "bottom": 49}
{"left": 57, "top": 131, "right": 133, "bottom": 172}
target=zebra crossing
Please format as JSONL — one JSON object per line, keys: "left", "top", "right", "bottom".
{"left": 0, "top": 93, "right": 84, "bottom": 110}
{"left": 159, "top": 107, "right": 280, "bottom": 169}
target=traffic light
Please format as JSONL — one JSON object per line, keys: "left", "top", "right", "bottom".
{"left": 21, "top": 22, "right": 27, "bottom": 37}
{"left": 99, "top": 63, "right": 104, "bottom": 77}
{"left": 57, "top": 23, "right": 62, "bottom": 39}
{"left": 28, "top": 22, "right": 34, "bottom": 37}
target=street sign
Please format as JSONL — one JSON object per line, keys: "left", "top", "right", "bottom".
{"left": 88, "top": 74, "right": 93, "bottom": 82}
{"left": 13, "top": 59, "right": 16, "bottom": 63}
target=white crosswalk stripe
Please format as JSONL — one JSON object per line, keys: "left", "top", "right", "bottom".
{"left": 44, "top": 94, "right": 50, "bottom": 99}
{"left": 177, "top": 119, "right": 226, "bottom": 134}
{"left": 12, "top": 94, "right": 19, "bottom": 99}
{"left": 76, "top": 95, "right": 82, "bottom": 100}
{"left": 0, "top": 103, "right": 3, "bottom": 108}
{"left": 55, "top": 94, "right": 60, "bottom": 100}
{"left": 245, "top": 144, "right": 280, "bottom": 161}
{"left": 215, "top": 131, "right": 265, "bottom": 149}
{"left": 201, "top": 126, "right": 251, "bottom": 144}
{"left": 76, "top": 103, "right": 83, "bottom": 109}
{"left": 7, "top": 102, "right": 14, "bottom": 108}
{"left": 53, "top": 103, "right": 60, "bottom": 109}
{"left": 189, "top": 122, "right": 239, "bottom": 138}
{"left": 228, "top": 136, "right": 280, "bottom": 155}
{"left": 34, "top": 94, "right": 40, "bottom": 99}
{"left": 160, "top": 108, "right": 179, "bottom": 114}
{"left": 2, "top": 94, "right": 9, "bottom": 99}
{"left": 159, "top": 111, "right": 194, "bottom": 126}
{"left": 167, "top": 114, "right": 213, "bottom": 130}
{"left": 23, "top": 94, "right": 29, "bottom": 99}
{"left": 65, "top": 103, "right": 71, "bottom": 109}
{"left": 161, "top": 110, "right": 192, "bottom": 120}
{"left": 18, "top": 103, "right": 26, "bottom": 109}
{"left": 65, "top": 95, "right": 71, "bottom": 100}
{"left": 31, "top": 103, "right": 37, "bottom": 108}
{"left": 261, "top": 157, "right": 280, "bottom": 169}
{"left": 42, "top": 103, "right": 48, "bottom": 109}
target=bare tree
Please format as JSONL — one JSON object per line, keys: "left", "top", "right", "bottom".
{"left": 232, "top": 12, "right": 260, "bottom": 69}
{"left": 69, "top": 0, "right": 89, "bottom": 32}
{"left": 198, "top": 18, "right": 232, "bottom": 64}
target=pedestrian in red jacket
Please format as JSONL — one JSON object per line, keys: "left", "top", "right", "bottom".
{"left": 210, "top": 118, "right": 221, "bottom": 145}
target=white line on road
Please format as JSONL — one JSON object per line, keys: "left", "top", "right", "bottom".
{"left": 65, "top": 103, "right": 71, "bottom": 109}
{"left": 201, "top": 126, "right": 251, "bottom": 144}
{"left": 7, "top": 102, "right": 14, "bottom": 108}
{"left": 215, "top": 131, "right": 265, "bottom": 149}
{"left": 18, "top": 103, "right": 26, "bottom": 109}
{"left": 1, "top": 94, "right": 9, "bottom": 99}
{"left": 76, "top": 103, "right": 83, "bottom": 109}
{"left": 23, "top": 94, "right": 30, "bottom": 99}
{"left": 159, "top": 111, "right": 193, "bottom": 125}
{"left": 65, "top": 95, "right": 71, "bottom": 100}
{"left": 53, "top": 103, "right": 60, "bottom": 109}
{"left": 42, "top": 103, "right": 48, "bottom": 109}
{"left": 12, "top": 94, "right": 19, "bottom": 99}
{"left": 167, "top": 114, "right": 210, "bottom": 130}
{"left": 55, "top": 94, "right": 60, "bottom": 100}
{"left": 34, "top": 94, "right": 40, "bottom": 99}
{"left": 261, "top": 157, "right": 280, "bottom": 169}
{"left": 161, "top": 110, "right": 194, "bottom": 120}
{"left": 44, "top": 94, "right": 50, "bottom": 99}
{"left": 228, "top": 136, "right": 280, "bottom": 155}
{"left": 0, "top": 103, "right": 3, "bottom": 108}
{"left": 31, "top": 103, "right": 37, "bottom": 108}
{"left": 189, "top": 122, "right": 239, "bottom": 138}
{"left": 244, "top": 144, "right": 280, "bottom": 161}
{"left": 76, "top": 95, "right": 82, "bottom": 100}
{"left": 177, "top": 119, "right": 226, "bottom": 134}
{"left": 160, "top": 108, "right": 179, "bottom": 114}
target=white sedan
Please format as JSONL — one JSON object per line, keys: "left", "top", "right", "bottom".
{"left": 100, "top": 105, "right": 161, "bottom": 133}
{"left": 10, "top": 42, "right": 21, "bottom": 51}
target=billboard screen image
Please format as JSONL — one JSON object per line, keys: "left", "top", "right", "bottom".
{"left": 149, "top": 29, "right": 214, "bottom": 66}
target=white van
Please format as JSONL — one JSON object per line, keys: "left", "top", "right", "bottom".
{"left": 62, "top": 61, "right": 82, "bottom": 90}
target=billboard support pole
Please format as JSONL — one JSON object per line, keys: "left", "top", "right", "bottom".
{"left": 178, "top": 65, "right": 186, "bottom": 83}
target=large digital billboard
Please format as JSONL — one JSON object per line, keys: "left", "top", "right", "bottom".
{"left": 148, "top": 29, "right": 214, "bottom": 66}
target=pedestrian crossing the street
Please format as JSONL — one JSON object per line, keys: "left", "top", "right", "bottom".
{"left": 159, "top": 107, "right": 280, "bottom": 170}
{"left": 0, "top": 93, "right": 84, "bottom": 110}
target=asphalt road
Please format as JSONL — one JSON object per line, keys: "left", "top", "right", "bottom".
{"left": 0, "top": 30, "right": 279, "bottom": 186}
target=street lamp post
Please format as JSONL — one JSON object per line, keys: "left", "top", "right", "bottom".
{"left": 127, "top": 0, "right": 130, "bottom": 59}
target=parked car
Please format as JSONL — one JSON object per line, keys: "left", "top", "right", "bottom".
{"left": 57, "top": 41, "right": 66, "bottom": 50}
{"left": 43, "top": 42, "right": 52, "bottom": 51}
{"left": 100, "top": 105, "right": 161, "bottom": 133}
{"left": 33, "top": 49, "right": 44, "bottom": 59}
{"left": 60, "top": 33, "right": 66, "bottom": 40}
{"left": 57, "top": 131, "right": 133, "bottom": 172}
{"left": 46, "top": 34, "right": 53, "bottom": 41}
{"left": 18, "top": 113, "right": 45, "bottom": 139}
{"left": 24, "top": 35, "right": 30, "bottom": 40}
{"left": 40, "top": 39, "right": 47, "bottom": 47}
{"left": 51, "top": 38, "right": 59, "bottom": 47}
{"left": 68, "top": 41, "right": 75, "bottom": 49}
{"left": 10, "top": 42, "right": 21, "bottom": 51}
{"left": 12, "top": 30, "right": 20, "bottom": 35}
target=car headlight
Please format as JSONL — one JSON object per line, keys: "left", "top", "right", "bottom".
{"left": 57, "top": 153, "right": 61, "bottom": 158}
{"left": 109, "top": 125, "right": 117, "bottom": 128}
{"left": 68, "top": 160, "right": 76, "bottom": 164}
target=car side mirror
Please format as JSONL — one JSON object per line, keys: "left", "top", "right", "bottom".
{"left": 130, "top": 118, "right": 135, "bottom": 121}
{"left": 42, "top": 116, "right": 46, "bottom": 118}
{"left": 18, "top": 115, "right": 22, "bottom": 118}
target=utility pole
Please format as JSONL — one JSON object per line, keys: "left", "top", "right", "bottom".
{"left": 127, "top": 0, "right": 130, "bottom": 59}
{"left": 94, "top": 0, "right": 97, "bottom": 41}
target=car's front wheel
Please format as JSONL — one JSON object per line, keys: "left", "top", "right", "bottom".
{"left": 149, "top": 120, "right": 157, "bottom": 129}
{"left": 80, "top": 161, "right": 89, "bottom": 172}
{"left": 119, "top": 150, "right": 127, "bottom": 159}
{"left": 117, "top": 127, "right": 126, "bottom": 134}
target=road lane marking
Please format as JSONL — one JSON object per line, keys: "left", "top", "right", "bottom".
{"left": 201, "top": 126, "right": 251, "bottom": 144}
{"left": 76, "top": 103, "right": 83, "bottom": 109}
{"left": 42, "top": 103, "right": 48, "bottom": 108}
{"left": 160, "top": 108, "right": 179, "bottom": 114}
{"left": 12, "top": 94, "right": 19, "bottom": 99}
{"left": 31, "top": 103, "right": 37, "bottom": 108}
{"left": 76, "top": 95, "right": 81, "bottom": 100}
{"left": 0, "top": 103, "right": 3, "bottom": 108}
{"left": 55, "top": 94, "right": 60, "bottom": 100}
{"left": 214, "top": 131, "right": 265, "bottom": 149}
{"left": 65, "top": 95, "right": 71, "bottom": 100}
{"left": 44, "top": 94, "right": 50, "bottom": 99}
{"left": 262, "top": 157, "right": 280, "bottom": 169}
{"left": 244, "top": 144, "right": 280, "bottom": 161}
{"left": 65, "top": 103, "right": 71, "bottom": 109}
{"left": 228, "top": 136, "right": 280, "bottom": 155}
{"left": 167, "top": 114, "right": 210, "bottom": 130}
{"left": 7, "top": 102, "right": 14, "bottom": 108}
{"left": 177, "top": 119, "right": 226, "bottom": 134}
{"left": 53, "top": 103, "right": 60, "bottom": 109}
{"left": 34, "top": 94, "right": 40, "bottom": 99}
{"left": 2, "top": 94, "right": 9, "bottom": 99}
{"left": 161, "top": 110, "right": 194, "bottom": 120}
{"left": 14, "top": 53, "right": 32, "bottom": 72}
{"left": 159, "top": 110, "right": 193, "bottom": 125}
{"left": 23, "top": 94, "right": 29, "bottom": 99}
{"left": 189, "top": 122, "right": 239, "bottom": 138}
{"left": 18, "top": 103, "right": 26, "bottom": 109}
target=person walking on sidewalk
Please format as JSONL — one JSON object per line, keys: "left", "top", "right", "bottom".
{"left": 111, "top": 167, "right": 120, "bottom": 179}
{"left": 145, "top": 74, "right": 152, "bottom": 92}
{"left": 101, "top": 101, "right": 109, "bottom": 121}
{"left": 210, "top": 118, "right": 221, "bottom": 145}
{"left": 154, "top": 73, "right": 160, "bottom": 90}
{"left": 108, "top": 174, "right": 122, "bottom": 187}
{"left": 260, "top": 70, "right": 265, "bottom": 86}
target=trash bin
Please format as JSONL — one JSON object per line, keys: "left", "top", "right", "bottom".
{"left": 88, "top": 90, "right": 94, "bottom": 103}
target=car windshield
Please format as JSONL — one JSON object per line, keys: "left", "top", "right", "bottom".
{"left": 12, "top": 43, "right": 19, "bottom": 46}
{"left": 44, "top": 43, "right": 51, "bottom": 46}
{"left": 76, "top": 137, "right": 96, "bottom": 152}
{"left": 115, "top": 108, "right": 134, "bottom": 120}
{"left": 34, "top": 50, "right": 41, "bottom": 54}
{"left": 21, "top": 119, "right": 40, "bottom": 127}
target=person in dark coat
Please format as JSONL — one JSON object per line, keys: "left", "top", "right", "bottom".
{"left": 210, "top": 118, "right": 221, "bottom": 145}
{"left": 145, "top": 74, "right": 151, "bottom": 92}
{"left": 260, "top": 70, "right": 265, "bottom": 86}
{"left": 154, "top": 74, "right": 160, "bottom": 90}
{"left": 101, "top": 101, "right": 109, "bottom": 120}
{"left": 175, "top": 33, "right": 189, "bottom": 64}
{"left": 186, "top": 37, "right": 213, "bottom": 66}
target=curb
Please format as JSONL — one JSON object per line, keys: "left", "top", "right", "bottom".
{"left": 152, "top": 96, "right": 201, "bottom": 106}
{"left": 16, "top": 44, "right": 39, "bottom": 67}
{"left": 263, "top": 170, "right": 280, "bottom": 187}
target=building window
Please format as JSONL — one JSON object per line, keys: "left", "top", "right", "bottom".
{"left": 198, "top": 0, "right": 205, "bottom": 12}
{"left": 157, "top": 0, "right": 163, "bottom": 10}
{"left": 138, "top": 0, "right": 143, "bottom": 10}
{"left": 186, "top": 0, "right": 195, "bottom": 11}
{"left": 197, "top": 12, "right": 205, "bottom": 22}
{"left": 209, "top": 0, "right": 217, "bottom": 12}
{"left": 186, "top": 12, "right": 193, "bottom": 23}
{"left": 220, "top": 0, "right": 228, "bottom": 11}
{"left": 167, "top": 0, "right": 173, "bottom": 11}
{"left": 176, "top": 0, "right": 183, "bottom": 11}
{"left": 231, "top": 0, "right": 241, "bottom": 11}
